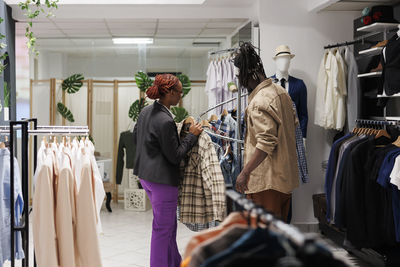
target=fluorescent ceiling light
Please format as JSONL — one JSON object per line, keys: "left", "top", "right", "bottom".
{"left": 113, "top": 38, "right": 154, "bottom": 44}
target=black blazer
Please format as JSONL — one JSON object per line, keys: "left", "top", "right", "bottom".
{"left": 133, "top": 101, "right": 198, "bottom": 186}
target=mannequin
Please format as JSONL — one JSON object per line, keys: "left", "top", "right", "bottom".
{"left": 271, "top": 45, "right": 308, "bottom": 142}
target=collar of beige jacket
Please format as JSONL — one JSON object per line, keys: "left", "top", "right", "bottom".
{"left": 248, "top": 78, "right": 272, "bottom": 104}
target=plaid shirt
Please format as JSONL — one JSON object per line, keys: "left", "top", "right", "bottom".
{"left": 177, "top": 123, "right": 226, "bottom": 225}
{"left": 293, "top": 103, "right": 309, "bottom": 183}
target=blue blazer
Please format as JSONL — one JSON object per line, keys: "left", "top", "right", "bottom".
{"left": 271, "top": 75, "right": 308, "bottom": 138}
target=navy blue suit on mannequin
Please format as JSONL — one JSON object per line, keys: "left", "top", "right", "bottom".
{"left": 272, "top": 75, "right": 308, "bottom": 138}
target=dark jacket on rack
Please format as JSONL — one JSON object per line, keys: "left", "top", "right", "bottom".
{"left": 116, "top": 130, "right": 136, "bottom": 185}
{"left": 133, "top": 101, "right": 198, "bottom": 186}
{"left": 382, "top": 35, "right": 400, "bottom": 96}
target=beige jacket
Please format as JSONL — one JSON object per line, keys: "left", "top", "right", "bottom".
{"left": 32, "top": 151, "right": 59, "bottom": 267}
{"left": 75, "top": 152, "right": 103, "bottom": 267}
{"left": 244, "top": 79, "right": 299, "bottom": 194}
{"left": 55, "top": 148, "right": 77, "bottom": 267}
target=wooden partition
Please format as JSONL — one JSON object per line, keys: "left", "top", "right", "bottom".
{"left": 30, "top": 78, "right": 206, "bottom": 203}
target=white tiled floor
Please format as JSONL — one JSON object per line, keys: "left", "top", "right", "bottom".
{"left": 4, "top": 202, "right": 366, "bottom": 267}
{"left": 3, "top": 202, "right": 196, "bottom": 267}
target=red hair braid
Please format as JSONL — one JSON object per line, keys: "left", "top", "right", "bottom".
{"left": 146, "top": 74, "right": 180, "bottom": 100}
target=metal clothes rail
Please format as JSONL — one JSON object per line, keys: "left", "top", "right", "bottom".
{"left": 226, "top": 189, "right": 306, "bottom": 246}
{"left": 0, "top": 119, "right": 89, "bottom": 267}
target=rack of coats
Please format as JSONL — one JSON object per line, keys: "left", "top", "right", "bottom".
{"left": 314, "top": 45, "right": 360, "bottom": 131}
{"left": 181, "top": 189, "right": 349, "bottom": 267}
{"left": 33, "top": 135, "right": 105, "bottom": 267}
{"left": 0, "top": 119, "right": 104, "bottom": 267}
{"left": 324, "top": 119, "right": 400, "bottom": 249}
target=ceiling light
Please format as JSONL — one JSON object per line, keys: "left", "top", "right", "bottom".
{"left": 192, "top": 42, "right": 220, "bottom": 48}
{"left": 113, "top": 38, "right": 154, "bottom": 44}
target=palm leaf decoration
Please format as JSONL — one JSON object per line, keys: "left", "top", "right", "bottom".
{"left": 62, "top": 74, "right": 84, "bottom": 94}
{"left": 135, "top": 71, "right": 153, "bottom": 92}
{"left": 129, "top": 98, "right": 148, "bottom": 122}
{"left": 171, "top": 106, "right": 189, "bottom": 123}
{"left": 178, "top": 74, "right": 191, "bottom": 98}
{"left": 57, "top": 102, "right": 75, "bottom": 122}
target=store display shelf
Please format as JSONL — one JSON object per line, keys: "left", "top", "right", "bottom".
{"left": 357, "top": 22, "right": 399, "bottom": 33}
{"left": 357, "top": 71, "right": 382, "bottom": 78}
{"left": 358, "top": 47, "right": 383, "bottom": 56}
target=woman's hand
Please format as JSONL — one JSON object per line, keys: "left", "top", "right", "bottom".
{"left": 189, "top": 122, "right": 203, "bottom": 136}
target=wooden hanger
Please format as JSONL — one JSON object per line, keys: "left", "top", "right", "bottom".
{"left": 375, "top": 128, "right": 391, "bottom": 139}
{"left": 5, "top": 136, "right": 8, "bottom": 142}
{"left": 0, "top": 142, "right": 5, "bottom": 149}
{"left": 393, "top": 136, "right": 400, "bottom": 147}
{"left": 222, "top": 109, "right": 228, "bottom": 117}
{"left": 183, "top": 116, "right": 195, "bottom": 126}
{"left": 209, "top": 114, "right": 218, "bottom": 122}
{"left": 223, "top": 144, "right": 232, "bottom": 158}
{"left": 201, "top": 119, "right": 211, "bottom": 128}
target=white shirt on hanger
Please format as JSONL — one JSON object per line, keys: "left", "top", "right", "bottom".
{"left": 274, "top": 72, "right": 289, "bottom": 92}
{"left": 390, "top": 155, "right": 400, "bottom": 190}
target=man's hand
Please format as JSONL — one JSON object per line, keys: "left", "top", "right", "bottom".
{"left": 236, "top": 170, "right": 250, "bottom": 194}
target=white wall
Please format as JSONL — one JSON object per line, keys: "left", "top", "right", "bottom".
{"left": 258, "top": 0, "right": 358, "bottom": 224}
{"left": 66, "top": 54, "right": 208, "bottom": 80}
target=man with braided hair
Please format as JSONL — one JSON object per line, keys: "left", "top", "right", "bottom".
{"left": 133, "top": 74, "right": 203, "bottom": 267}
{"left": 234, "top": 42, "right": 299, "bottom": 221}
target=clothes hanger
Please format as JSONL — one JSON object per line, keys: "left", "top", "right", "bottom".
{"left": 183, "top": 116, "right": 195, "bottom": 126}
{"left": 209, "top": 114, "right": 219, "bottom": 122}
{"left": 223, "top": 144, "right": 232, "bottom": 158}
{"left": 0, "top": 141, "right": 5, "bottom": 149}
{"left": 393, "top": 135, "right": 400, "bottom": 147}
{"left": 375, "top": 127, "right": 391, "bottom": 139}
{"left": 201, "top": 119, "right": 211, "bottom": 128}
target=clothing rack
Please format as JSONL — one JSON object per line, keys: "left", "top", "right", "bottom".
{"left": 355, "top": 118, "right": 400, "bottom": 127}
{"left": 0, "top": 119, "right": 89, "bottom": 267}
{"left": 198, "top": 84, "right": 246, "bottom": 169}
{"left": 209, "top": 47, "right": 237, "bottom": 56}
{"left": 226, "top": 189, "right": 307, "bottom": 246}
{"left": 324, "top": 39, "right": 363, "bottom": 49}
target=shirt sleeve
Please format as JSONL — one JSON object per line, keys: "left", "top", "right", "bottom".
{"left": 116, "top": 133, "right": 125, "bottom": 185}
{"left": 248, "top": 105, "right": 279, "bottom": 155}
{"left": 298, "top": 81, "right": 308, "bottom": 138}
{"left": 390, "top": 156, "right": 400, "bottom": 190}
{"left": 158, "top": 120, "right": 198, "bottom": 165}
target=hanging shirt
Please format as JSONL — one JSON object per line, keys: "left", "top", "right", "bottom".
{"left": 32, "top": 150, "right": 59, "bottom": 267}
{"left": 314, "top": 50, "right": 329, "bottom": 128}
{"left": 344, "top": 47, "right": 360, "bottom": 130}
{"left": 56, "top": 147, "right": 77, "bottom": 267}
{"left": 333, "top": 50, "right": 347, "bottom": 131}
{"left": 75, "top": 151, "right": 103, "bottom": 267}
{"left": 205, "top": 61, "right": 218, "bottom": 114}
{"left": 390, "top": 155, "right": 400, "bottom": 190}
{"left": 177, "top": 123, "right": 226, "bottom": 227}
{"left": 0, "top": 148, "right": 24, "bottom": 264}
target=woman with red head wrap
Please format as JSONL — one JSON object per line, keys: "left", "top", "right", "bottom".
{"left": 133, "top": 74, "right": 202, "bottom": 267}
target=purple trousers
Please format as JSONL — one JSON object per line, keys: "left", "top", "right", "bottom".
{"left": 140, "top": 179, "right": 181, "bottom": 267}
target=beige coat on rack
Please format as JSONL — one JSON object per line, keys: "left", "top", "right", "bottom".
{"left": 56, "top": 148, "right": 78, "bottom": 267}
{"left": 75, "top": 151, "right": 103, "bottom": 267}
{"left": 32, "top": 151, "right": 59, "bottom": 267}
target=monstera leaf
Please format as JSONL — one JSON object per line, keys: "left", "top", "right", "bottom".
{"left": 171, "top": 106, "right": 189, "bottom": 123}
{"left": 129, "top": 98, "right": 148, "bottom": 122}
{"left": 178, "top": 74, "right": 191, "bottom": 98}
{"left": 135, "top": 71, "right": 153, "bottom": 93}
{"left": 57, "top": 102, "right": 75, "bottom": 122}
{"left": 62, "top": 74, "right": 84, "bottom": 94}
